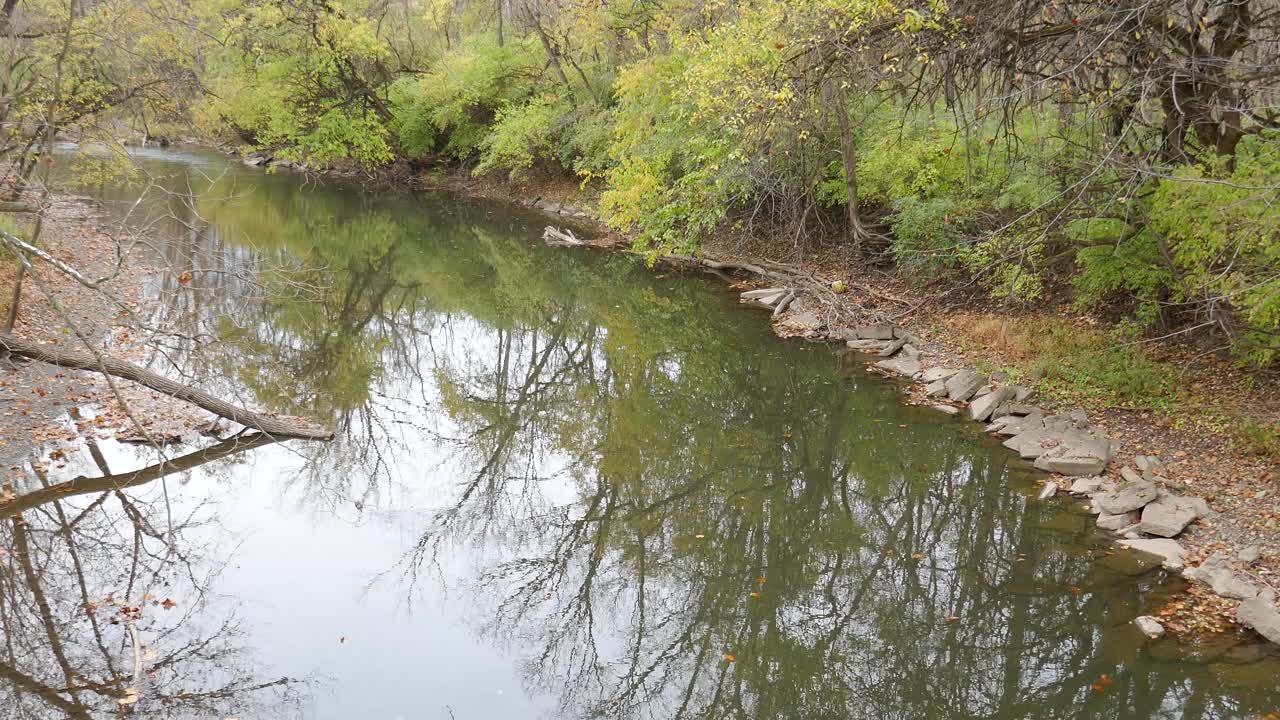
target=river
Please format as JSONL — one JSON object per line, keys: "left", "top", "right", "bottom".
{"left": 6, "top": 146, "right": 1278, "bottom": 719}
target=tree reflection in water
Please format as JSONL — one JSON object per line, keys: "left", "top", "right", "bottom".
{"left": 0, "top": 435, "right": 302, "bottom": 719}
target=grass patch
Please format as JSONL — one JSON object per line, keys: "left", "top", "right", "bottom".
{"left": 1236, "top": 418, "right": 1280, "bottom": 459}
{"left": 945, "top": 314, "right": 1179, "bottom": 409}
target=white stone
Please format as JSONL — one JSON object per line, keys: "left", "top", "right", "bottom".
{"left": 1095, "top": 481, "right": 1159, "bottom": 514}
{"left": 969, "top": 387, "right": 1014, "bottom": 422}
{"left": 1137, "top": 495, "right": 1201, "bottom": 537}
{"left": 1237, "top": 591, "right": 1280, "bottom": 644}
{"left": 1118, "top": 538, "right": 1187, "bottom": 571}
{"left": 1134, "top": 616, "right": 1165, "bottom": 639}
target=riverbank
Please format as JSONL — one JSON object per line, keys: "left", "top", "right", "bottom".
{"left": 398, "top": 160, "right": 1280, "bottom": 645}
{"left": 0, "top": 194, "right": 214, "bottom": 478}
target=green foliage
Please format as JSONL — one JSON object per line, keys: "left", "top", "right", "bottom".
{"left": 391, "top": 38, "right": 543, "bottom": 161}
{"left": 475, "top": 95, "right": 569, "bottom": 180}
{"left": 1073, "top": 226, "right": 1173, "bottom": 326}
{"left": 887, "top": 196, "right": 970, "bottom": 271}
{"left": 1147, "top": 135, "right": 1280, "bottom": 365}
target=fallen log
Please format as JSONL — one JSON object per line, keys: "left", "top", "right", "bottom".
{"left": 543, "top": 226, "right": 585, "bottom": 247}
{"left": 0, "top": 333, "right": 333, "bottom": 441}
{"left": 772, "top": 290, "right": 797, "bottom": 317}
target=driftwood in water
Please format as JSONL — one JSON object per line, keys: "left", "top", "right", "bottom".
{"left": 0, "top": 333, "right": 334, "bottom": 441}
{"left": 543, "top": 226, "right": 585, "bottom": 247}
{"left": 772, "top": 290, "right": 797, "bottom": 317}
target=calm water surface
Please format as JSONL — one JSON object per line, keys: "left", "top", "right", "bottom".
{"left": 6, "top": 147, "right": 1279, "bottom": 719}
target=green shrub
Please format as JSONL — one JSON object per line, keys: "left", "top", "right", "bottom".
{"left": 475, "top": 96, "right": 569, "bottom": 180}
{"left": 391, "top": 38, "right": 543, "bottom": 160}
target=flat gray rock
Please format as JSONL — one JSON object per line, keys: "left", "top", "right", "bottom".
{"left": 1118, "top": 538, "right": 1187, "bottom": 571}
{"left": 1096, "top": 480, "right": 1159, "bottom": 514}
{"left": 969, "top": 387, "right": 1014, "bottom": 422}
{"left": 1237, "top": 590, "right": 1280, "bottom": 644}
{"left": 931, "top": 404, "right": 960, "bottom": 415}
{"left": 1012, "top": 385, "right": 1035, "bottom": 402}
{"left": 875, "top": 356, "right": 921, "bottom": 377}
{"left": 945, "top": 370, "right": 986, "bottom": 402}
{"left": 1037, "top": 483, "right": 1058, "bottom": 500}
{"left": 1069, "top": 477, "right": 1106, "bottom": 495}
{"left": 993, "top": 412, "right": 1045, "bottom": 438}
{"left": 846, "top": 339, "right": 890, "bottom": 351}
{"left": 1212, "top": 571, "right": 1261, "bottom": 600}
{"left": 742, "top": 287, "right": 787, "bottom": 300}
{"left": 1031, "top": 429, "right": 1115, "bottom": 476}
{"left": 919, "top": 367, "right": 961, "bottom": 383}
{"left": 851, "top": 323, "right": 896, "bottom": 340}
{"left": 1134, "top": 616, "right": 1165, "bottom": 639}
{"left": 924, "top": 378, "right": 948, "bottom": 397}
{"left": 1239, "top": 545, "right": 1262, "bottom": 564}
{"left": 1138, "top": 495, "right": 1201, "bottom": 537}
{"left": 1097, "top": 511, "right": 1138, "bottom": 531}
{"left": 877, "top": 337, "right": 909, "bottom": 357}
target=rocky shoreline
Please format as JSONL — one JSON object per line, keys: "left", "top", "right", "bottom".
{"left": 735, "top": 288, "right": 1280, "bottom": 647}
{"left": 528, "top": 211, "right": 1280, "bottom": 649}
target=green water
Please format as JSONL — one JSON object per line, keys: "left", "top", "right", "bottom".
{"left": 4, "top": 146, "right": 1277, "bottom": 719}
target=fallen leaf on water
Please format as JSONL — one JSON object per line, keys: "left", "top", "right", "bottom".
{"left": 694, "top": 534, "right": 706, "bottom": 539}
{"left": 945, "top": 615, "right": 960, "bottom": 622}
{"left": 912, "top": 553, "right": 926, "bottom": 560}
{"left": 723, "top": 654, "right": 736, "bottom": 662}
{"left": 749, "top": 592, "right": 761, "bottom": 599}
{"left": 782, "top": 432, "right": 792, "bottom": 439}
{"left": 1091, "top": 673, "right": 1114, "bottom": 693}
{"left": 1070, "top": 586, "right": 1082, "bottom": 595}
{"left": 755, "top": 576, "right": 767, "bottom": 584}
{"left": 177, "top": 270, "right": 193, "bottom": 284}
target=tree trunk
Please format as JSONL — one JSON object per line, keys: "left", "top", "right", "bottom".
{"left": 834, "top": 78, "right": 867, "bottom": 251}
{"left": 496, "top": 0, "right": 504, "bottom": 46}
{"left": 0, "top": 333, "right": 334, "bottom": 440}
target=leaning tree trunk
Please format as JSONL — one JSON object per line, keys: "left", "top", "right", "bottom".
{"left": 0, "top": 333, "right": 333, "bottom": 440}
{"left": 834, "top": 75, "right": 868, "bottom": 251}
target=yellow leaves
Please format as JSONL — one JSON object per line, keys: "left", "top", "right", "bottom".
{"left": 723, "top": 653, "right": 737, "bottom": 662}
{"left": 749, "top": 592, "right": 762, "bottom": 598}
